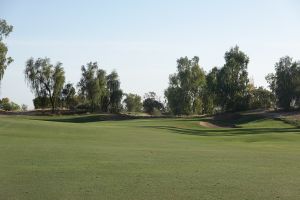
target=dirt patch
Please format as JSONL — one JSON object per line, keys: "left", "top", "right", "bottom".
{"left": 199, "top": 121, "right": 226, "bottom": 128}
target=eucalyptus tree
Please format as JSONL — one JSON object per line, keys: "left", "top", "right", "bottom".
{"left": 24, "top": 58, "right": 65, "bottom": 112}
{"left": 77, "top": 62, "right": 102, "bottom": 111}
{"left": 203, "top": 67, "right": 219, "bottom": 114}
{"left": 0, "top": 19, "right": 13, "bottom": 83}
{"left": 97, "top": 69, "right": 109, "bottom": 111}
{"left": 107, "top": 71, "right": 123, "bottom": 113}
{"left": 165, "top": 56, "right": 206, "bottom": 115}
{"left": 217, "top": 46, "right": 250, "bottom": 111}
{"left": 266, "top": 56, "right": 300, "bottom": 110}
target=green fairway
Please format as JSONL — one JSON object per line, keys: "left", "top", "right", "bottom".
{"left": 0, "top": 114, "right": 300, "bottom": 200}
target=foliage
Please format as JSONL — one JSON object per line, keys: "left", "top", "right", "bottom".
{"left": 77, "top": 63, "right": 123, "bottom": 113}
{"left": 248, "top": 86, "right": 275, "bottom": 109}
{"left": 165, "top": 56, "right": 206, "bottom": 115}
{"left": 107, "top": 71, "right": 123, "bottom": 113}
{"left": 24, "top": 58, "right": 65, "bottom": 112}
{"left": 61, "top": 83, "right": 77, "bottom": 109}
{"left": 33, "top": 96, "right": 51, "bottom": 109}
{"left": 0, "top": 19, "right": 13, "bottom": 83}
{"left": 123, "top": 93, "right": 142, "bottom": 112}
{"left": 266, "top": 56, "right": 300, "bottom": 110}
{"left": 203, "top": 67, "right": 219, "bottom": 114}
{"left": 216, "top": 46, "right": 250, "bottom": 111}
{"left": 78, "top": 62, "right": 102, "bottom": 111}
{"left": 143, "top": 92, "right": 164, "bottom": 115}
{"left": 0, "top": 97, "right": 20, "bottom": 111}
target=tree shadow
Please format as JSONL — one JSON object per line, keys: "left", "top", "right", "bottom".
{"left": 141, "top": 125, "right": 300, "bottom": 137}
{"left": 34, "top": 114, "right": 173, "bottom": 123}
{"left": 208, "top": 113, "right": 267, "bottom": 128}
{"left": 173, "top": 113, "right": 268, "bottom": 128}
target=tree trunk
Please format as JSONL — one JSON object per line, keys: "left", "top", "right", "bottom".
{"left": 49, "top": 95, "right": 55, "bottom": 113}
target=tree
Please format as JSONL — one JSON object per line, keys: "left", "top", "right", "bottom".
{"left": 77, "top": 62, "right": 124, "bottom": 113}
{"left": 107, "top": 71, "right": 123, "bottom": 113}
{"left": 249, "top": 86, "right": 275, "bottom": 109}
{"left": 203, "top": 67, "right": 219, "bottom": 114}
{"left": 0, "top": 19, "right": 13, "bottom": 83}
{"left": 33, "top": 96, "right": 51, "bottom": 109}
{"left": 0, "top": 98, "right": 20, "bottom": 111}
{"left": 77, "top": 62, "right": 102, "bottom": 111}
{"left": 77, "top": 62, "right": 112, "bottom": 112}
{"left": 143, "top": 92, "right": 164, "bottom": 115}
{"left": 266, "top": 56, "right": 300, "bottom": 110}
{"left": 24, "top": 58, "right": 65, "bottom": 112}
{"left": 165, "top": 56, "right": 206, "bottom": 115}
{"left": 216, "top": 46, "right": 250, "bottom": 111}
{"left": 61, "top": 83, "right": 77, "bottom": 109}
{"left": 97, "top": 69, "right": 109, "bottom": 112}
{"left": 123, "top": 93, "right": 142, "bottom": 112}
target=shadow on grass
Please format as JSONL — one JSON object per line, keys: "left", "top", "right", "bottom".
{"left": 141, "top": 125, "right": 300, "bottom": 137}
{"left": 208, "top": 113, "right": 267, "bottom": 128}
{"left": 174, "top": 113, "right": 268, "bottom": 128}
{"left": 34, "top": 114, "right": 173, "bottom": 123}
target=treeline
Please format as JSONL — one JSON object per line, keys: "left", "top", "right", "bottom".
{"left": 1, "top": 19, "right": 300, "bottom": 114}
{"left": 23, "top": 46, "right": 300, "bottom": 115}
{"left": 165, "top": 46, "right": 299, "bottom": 114}
{"left": 0, "top": 98, "right": 28, "bottom": 111}
{"left": 24, "top": 59, "right": 123, "bottom": 113}
{"left": 165, "top": 46, "right": 275, "bottom": 115}
{"left": 24, "top": 58, "right": 165, "bottom": 114}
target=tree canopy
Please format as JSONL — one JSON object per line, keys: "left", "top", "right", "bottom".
{"left": 0, "top": 19, "right": 13, "bottom": 83}
{"left": 266, "top": 56, "right": 300, "bottom": 110}
{"left": 24, "top": 58, "right": 65, "bottom": 112}
{"left": 217, "top": 46, "right": 250, "bottom": 111}
{"left": 77, "top": 62, "right": 123, "bottom": 113}
{"left": 123, "top": 93, "right": 142, "bottom": 112}
{"left": 165, "top": 56, "right": 206, "bottom": 115}
{"left": 143, "top": 92, "right": 164, "bottom": 115}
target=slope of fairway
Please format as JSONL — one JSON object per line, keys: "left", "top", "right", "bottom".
{"left": 0, "top": 114, "right": 300, "bottom": 200}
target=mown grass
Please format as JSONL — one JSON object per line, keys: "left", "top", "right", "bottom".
{"left": 0, "top": 114, "right": 300, "bottom": 200}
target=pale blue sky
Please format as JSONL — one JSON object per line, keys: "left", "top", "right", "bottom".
{"left": 1, "top": 0, "right": 300, "bottom": 108}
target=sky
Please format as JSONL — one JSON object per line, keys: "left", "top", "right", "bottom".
{"left": 0, "top": 0, "right": 300, "bottom": 108}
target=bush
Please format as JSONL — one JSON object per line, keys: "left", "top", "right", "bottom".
{"left": 0, "top": 98, "right": 20, "bottom": 111}
{"left": 33, "top": 96, "right": 51, "bottom": 109}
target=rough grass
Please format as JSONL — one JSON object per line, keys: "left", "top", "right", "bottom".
{"left": 0, "top": 114, "right": 300, "bottom": 200}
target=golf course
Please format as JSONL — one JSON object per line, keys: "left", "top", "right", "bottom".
{"left": 0, "top": 113, "right": 299, "bottom": 200}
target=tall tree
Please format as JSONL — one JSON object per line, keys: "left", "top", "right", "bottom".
{"left": 24, "top": 58, "right": 65, "bottom": 112}
{"left": 77, "top": 62, "right": 102, "bottom": 111}
{"left": 97, "top": 69, "right": 109, "bottom": 111}
{"left": 0, "top": 19, "right": 13, "bottom": 83}
{"left": 107, "top": 71, "right": 123, "bottom": 113}
{"left": 266, "top": 56, "right": 300, "bottom": 110}
{"left": 165, "top": 56, "right": 206, "bottom": 115}
{"left": 203, "top": 67, "right": 219, "bottom": 114}
{"left": 217, "top": 46, "right": 250, "bottom": 111}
